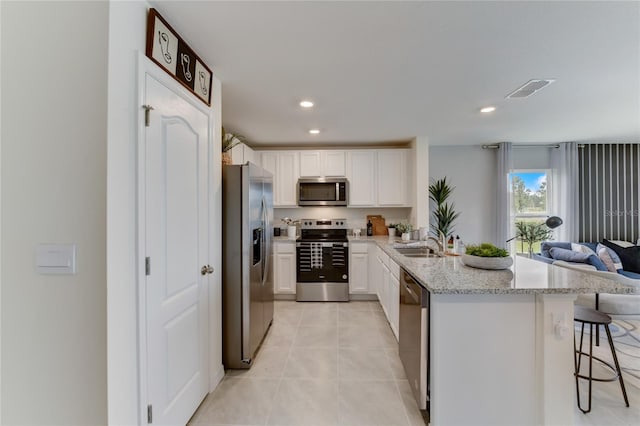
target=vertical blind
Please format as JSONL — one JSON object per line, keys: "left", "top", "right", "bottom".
{"left": 578, "top": 144, "right": 640, "bottom": 242}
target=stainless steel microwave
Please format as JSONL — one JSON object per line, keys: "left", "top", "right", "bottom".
{"left": 297, "top": 178, "right": 348, "bottom": 206}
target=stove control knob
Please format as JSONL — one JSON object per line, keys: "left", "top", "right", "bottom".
{"left": 342, "top": 274, "right": 348, "bottom": 280}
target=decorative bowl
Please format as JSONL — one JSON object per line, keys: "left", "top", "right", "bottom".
{"left": 460, "top": 254, "right": 513, "bottom": 270}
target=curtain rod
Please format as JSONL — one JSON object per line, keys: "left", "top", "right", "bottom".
{"left": 481, "top": 144, "right": 586, "bottom": 149}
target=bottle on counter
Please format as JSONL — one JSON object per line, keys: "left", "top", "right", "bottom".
{"left": 454, "top": 235, "right": 460, "bottom": 253}
{"left": 366, "top": 220, "right": 373, "bottom": 236}
{"left": 447, "top": 235, "right": 454, "bottom": 252}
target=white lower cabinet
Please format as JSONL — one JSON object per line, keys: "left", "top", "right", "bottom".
{"left": 274, "top": 242, "right": 296, "bottom": 295}
{"left": 388, "top": 267, "right": 399, "bottom": 340}
{"left": 349, "top": 242, "right": 370, "bottom": 294}
{"left": 374, "top": 246, "right": 399, "bottom": 341}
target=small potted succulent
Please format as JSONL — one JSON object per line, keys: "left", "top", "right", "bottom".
{"left": 395, "top": 223, "right": 413, "bottom": 241}
{"left": 462, "top": 243, "right": 513, "bottom": 270}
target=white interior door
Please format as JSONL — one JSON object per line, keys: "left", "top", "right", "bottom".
{"left": 144, "top": 73, "right": 209, "bottom": 425}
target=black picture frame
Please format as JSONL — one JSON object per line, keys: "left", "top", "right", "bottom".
{"left": 146, "top": 8, "right": 212, "bottom": 106}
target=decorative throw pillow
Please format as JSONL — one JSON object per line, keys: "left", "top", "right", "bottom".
{"left": 571, "top": 243, "right": 596, "bottom": 256}
{"left": 596, "top": 246, "right": 621, "bottom": 272}
{"left": 540, "top": 241, "right": 572, "bottom": 258}
{"left": 602, "top": 239, "right": 640, "bottom": 274}
{"left": 596, "top": 243, "right": 623, "bottom": 270}
{"left": 549, "top": 247, "right": 609, "bottom": 271}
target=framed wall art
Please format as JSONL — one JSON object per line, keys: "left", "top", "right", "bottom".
{"left": 146, "top": 8, "right": 212, "bottom": 105}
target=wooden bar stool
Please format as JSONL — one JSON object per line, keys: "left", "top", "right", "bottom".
{"left": 574, "top": 305, "right": 629, "bottom": 414}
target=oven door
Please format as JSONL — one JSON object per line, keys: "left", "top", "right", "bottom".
{"left": 296, "top": 241, "right": 348, "bottom": 282}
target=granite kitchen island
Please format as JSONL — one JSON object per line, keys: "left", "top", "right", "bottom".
{"left": 363, "top": 236, "right": 638, "bottom": 426}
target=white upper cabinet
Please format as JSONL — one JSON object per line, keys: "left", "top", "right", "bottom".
{"left": 260, "top": 148, "right": 410, "bottom": 208}
{"left": 322, "top": 151, "right": 346, "bottom": 177}
{"left": 299, "top": 150, "right": 346, "bottom": 178}
{"left": 299, "top": 151, "right": 323, "bottom": 177}
{"left": 277, "top": 151, "right": 299, "bottom": 207}
{"left": 377, "top": 149, "right": 408, "bottom": 206}
{"left": 260, "top": 151, "right": 299, "bottom": 207}
{"left": 346, "top": 150, "right": 377, "bottom": 206}
{"left": 230, "top": 143, "right": 260, "bottom": 166}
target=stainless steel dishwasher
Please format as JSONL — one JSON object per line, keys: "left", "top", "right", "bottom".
{"left": 399, "top": 268, "right": 429, "bottom": 419}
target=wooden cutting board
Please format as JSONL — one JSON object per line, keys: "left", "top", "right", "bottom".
{"left": 367, "top": 215, "right": 387, "bottom": 235}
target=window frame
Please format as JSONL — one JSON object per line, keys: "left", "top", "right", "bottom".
{"left": 510, "top": 168, "right": 552, "bottom": 219}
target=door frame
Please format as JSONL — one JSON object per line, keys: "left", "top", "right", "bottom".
{"left": 135, "top": 54, "right": 215, "bottom": 424}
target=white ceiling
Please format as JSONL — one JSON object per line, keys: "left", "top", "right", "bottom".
{"left": 151, "top": 1, "right": 640, "bottom": 147}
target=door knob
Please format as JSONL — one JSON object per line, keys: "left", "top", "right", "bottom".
{"left": 201, "top": 265, "right": 214, "bottom": 275}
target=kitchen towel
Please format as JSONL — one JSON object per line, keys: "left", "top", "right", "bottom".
{"left": 310, "top": 242, "right": 323, "bottom": 269}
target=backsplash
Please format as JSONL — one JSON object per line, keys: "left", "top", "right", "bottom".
{"left": 274, "top": 207, "right": 411, "bottom": 233}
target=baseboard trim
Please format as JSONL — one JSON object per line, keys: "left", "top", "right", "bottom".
{"left": 349, "top": 294, "right": 379, "bottom": 301}
{"left": 209, "top": 363, "right": 225, "bottom": 393}
{"left": 274, "top": 294, "right": 296, "bottom": 301}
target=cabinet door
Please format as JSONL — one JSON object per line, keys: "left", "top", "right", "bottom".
{"left": 299, "top": 151, "right": 322, "bottom": 177}
{"left": 230, "top": 144, "right": 245, "bottom": 165}
{"left": 277, "top": 152, "right": 299, "bottom": 207}
{"left": 377, "top": 149, "right": 407, "bottom": 206}
{"left": 389, "top": 272, "right": 400, "bottom": 341}
{"left": 346, "top": 150, "right": 376, "bottom": 206}
{"left": 274, "top": 244, "right": 296, "bottom": 294}
{"left": 244, "top": 145, "right": 259, "bottom": 167}
{"left": 349, "top": 243, "right": 369, "bottom": 294}
{"left": 323, "top": 151, "right": 346, "bottom": 177}
{"left": 261, "top": 152, "right": 278, "bottom": 205}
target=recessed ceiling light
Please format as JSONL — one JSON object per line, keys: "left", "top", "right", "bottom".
{"left": 480, "top": 106, "right": 496, "bottom": 113}
{"left": 309, "top": 129, "right": 320, "bottom": 134}
{"left": 300, "top": 100, "right": 314, "bottom": 108}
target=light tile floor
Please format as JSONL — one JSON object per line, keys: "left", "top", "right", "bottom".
{"left": 189, "top": 300, "right": 639, "bottom": 426}
{"left": 189, "top": 301, "right": 425, "bottom": 426}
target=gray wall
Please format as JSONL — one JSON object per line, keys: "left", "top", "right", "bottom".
{"left": 428, "top": 146, "right": 496, "bottom": 245}
{"left": 1, "top": 1, "right": 108, "bottom": 424}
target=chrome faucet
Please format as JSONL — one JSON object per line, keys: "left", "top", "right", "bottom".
{"left": 426, "top": 236, "right": 444, "bottom": 256}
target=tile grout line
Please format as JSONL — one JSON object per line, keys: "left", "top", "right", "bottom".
{"left": 263, "top": 302, "right": 300, "bottom": 426}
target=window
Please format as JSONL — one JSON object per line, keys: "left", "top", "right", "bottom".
{"left": 510, "top": 170, "right": 551, "bottom": 254}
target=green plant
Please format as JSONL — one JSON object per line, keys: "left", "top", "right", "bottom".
{"left": 395, "top": 223, "right": 413, "bottom": 234}
{"left": 465, "top": 243, "right": 509, "bottom": 258}
{"left": 515, "top": 221, "right": 553, "bottom": 257}
{"left": 429, "top": 177, "right": 460, "bottom": 238}
{"left": 222, "top": 127, "right": 247, "bottom": 153}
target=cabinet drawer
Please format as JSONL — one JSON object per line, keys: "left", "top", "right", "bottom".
{"left": 275, "top": 242, "right": 295, "bottom": 254}
{"left": 350, "top": 242, "right": 369, "bottom": 254}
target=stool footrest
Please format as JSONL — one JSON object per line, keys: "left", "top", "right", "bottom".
{"left": 575, "top": 351, "right": 622, "bottom": 383}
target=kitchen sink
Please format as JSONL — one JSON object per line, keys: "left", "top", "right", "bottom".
{"left": 394, "top": 247, "right": 439, "bottom": 258}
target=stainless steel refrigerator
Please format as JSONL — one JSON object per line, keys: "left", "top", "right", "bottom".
{"left": 222, "top": 162, "right": 274, "bottom": 369}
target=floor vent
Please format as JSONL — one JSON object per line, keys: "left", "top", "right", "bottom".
{"left": 506, "top": 79, "right": 555, "bottom": 99}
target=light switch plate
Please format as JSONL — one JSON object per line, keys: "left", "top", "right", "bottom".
{"left": 36, "top": 244, "right": 76, "bottom": 274}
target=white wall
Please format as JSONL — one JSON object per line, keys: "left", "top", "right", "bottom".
{"left": 107, "top": 2, "right": 224, "bottom": 424}
{"left": 412, "top": 136, "right": 430, "bottom": 228}
{"left": 1, "top": 2, "right": 108, "bottom": 424}
{"left": 106, "top": 1, "right": 149, "bottom": 423}
{"left": 429, "top": 146, "right": 497, "bottom": 245}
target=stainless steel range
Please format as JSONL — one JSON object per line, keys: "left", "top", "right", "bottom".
{"left": 296, "top": 219, "right": 349, "bottom": 302}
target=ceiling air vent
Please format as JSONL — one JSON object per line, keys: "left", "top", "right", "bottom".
{"left": 505, "top": 79, "right": 555, "bottom": 99}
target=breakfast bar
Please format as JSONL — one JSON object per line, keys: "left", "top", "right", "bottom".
{"left": 367, "top": 237, "right": 638, "bottom": 426}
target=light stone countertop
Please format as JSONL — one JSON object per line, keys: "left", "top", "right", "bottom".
{"left": 352, "top": 236, "right": 639, "bottom": 295}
